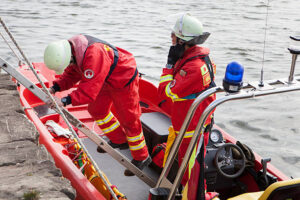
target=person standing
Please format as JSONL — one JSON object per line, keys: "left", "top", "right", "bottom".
{"left": 158, "top": 13, "right": 216, "bottom": 187}
{"left": 44, "top": 34, "right": 151, "bottom": 176}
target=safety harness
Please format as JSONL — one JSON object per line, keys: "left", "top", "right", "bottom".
{"left": 83, "top": 35, "right": 138, "bottom": 87}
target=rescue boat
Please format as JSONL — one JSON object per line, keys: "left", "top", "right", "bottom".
{"left": 4, "top": 52, "right": 300, "bottom": 200}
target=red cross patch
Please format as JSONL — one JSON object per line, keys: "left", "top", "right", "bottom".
{"left": 84, "top": 69, "right": 94, "bottom": 79}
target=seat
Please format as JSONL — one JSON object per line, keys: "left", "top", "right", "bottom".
{"left": 259, "top": 178, "right": 300, "bottom": 200}
{"left": 140, "top": 112, "right": 171, "bottom": 152}
{"left": 228, "top": 178, "right": 300, "bottom": 200}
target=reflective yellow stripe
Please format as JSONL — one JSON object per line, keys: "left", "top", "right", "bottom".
{"left": 96, "top": 112, "right": 113, "bottom": 125}
{"left": 127, "top": 132, "right": 144, "bottom": 142}
{"left": 165, "top": 82, "right": 192, "bottom": 102}
{"left": 175, "top": 130, "right": 194, "bottom": 138}
{"left": 201, "top": 64, "right": 208, "bottom": 75}
{"left": 173, "top": 98, "right": 188, "bottom": 102}
{"left": 160, "top": 74, "right": 173, "bottom": 84}
{"left": 129, "top": 140, "right": 146, "bottom": 151}
{"left": 102, "top": 121, "right": 120, "bottom": 134}
{"left": 188, "top": 145, "right": 197, "bottom": 178}
{"left": 175, "top": 124, "right": 208, "bottom": 138}
{"left": 184, "top": 131, "right": 194, "bottom": 138}
{"left": 165, "top": 82, "right": 179, "bottom": 101}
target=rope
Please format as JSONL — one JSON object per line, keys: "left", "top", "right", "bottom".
{"left": 0, "top": 31, "right": 22, "bottom": 65}
{"left": 0, "top": 17, "right": 118, "bottom": 200}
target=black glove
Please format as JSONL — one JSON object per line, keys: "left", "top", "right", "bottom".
{"left": 166, "top": 44, "right": 185, "bottom": 69}
{"left": 61, "top": 96, "right": 72, "bottom": 107}
{"left": 50, "top": 82, "right": 60, "bottom": 94}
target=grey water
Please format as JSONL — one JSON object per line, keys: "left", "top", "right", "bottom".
{"left": 1, "top": 0, "right": 300, "bottom": 188}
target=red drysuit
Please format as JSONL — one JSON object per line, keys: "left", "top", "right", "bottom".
{"left": 53, "top": 34, "right": 148, "bottom": 161}
{"left": 158, "top": 45, "right": 216, "bottom": 185}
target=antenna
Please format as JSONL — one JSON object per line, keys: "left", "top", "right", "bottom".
{"left": 259, "top": 0, "right": 270, "bottom": 87}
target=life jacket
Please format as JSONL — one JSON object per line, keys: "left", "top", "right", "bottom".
{"left": 178, "top": 54, "right": 216, "bottom": 100}
{"left": 68, "top": 34, "right": 137, "bottom": 86}
{"left": 84, "top": 35, "right": 119, "bottom": 81}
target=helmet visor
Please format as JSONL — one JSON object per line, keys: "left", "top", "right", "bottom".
{"left": 186, "top": 32, "right": 210, "bottom": 45}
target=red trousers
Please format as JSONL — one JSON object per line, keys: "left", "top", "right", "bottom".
{"left": 87, "top": 78, "right": 149, "bottom": 161}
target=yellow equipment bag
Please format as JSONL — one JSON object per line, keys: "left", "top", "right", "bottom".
{"left": 163, "top": 126, "right": 176, "bottom": 167}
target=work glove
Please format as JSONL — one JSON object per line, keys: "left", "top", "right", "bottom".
{"left": 166, "top": 44, "right": 185, "bottom": 69}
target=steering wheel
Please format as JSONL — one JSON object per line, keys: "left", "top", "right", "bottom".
{"left": 214, "top": 143, "right": 246, "bottom": 179}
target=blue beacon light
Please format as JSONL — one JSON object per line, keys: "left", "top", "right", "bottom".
{"left": 223, "top": 61, "right": 244, "bottom": 93}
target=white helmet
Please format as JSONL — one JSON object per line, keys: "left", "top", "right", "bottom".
{"left": 172, "top": 13, "right": 210, "bottom": 44}
{"left": 44, "top": 40, "right": 71, "bottom": 74}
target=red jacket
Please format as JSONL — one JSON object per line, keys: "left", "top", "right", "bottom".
{"left": 158, "top": 45, "right": 216, "bottom": 133}
{"left": 54, "top": 35, "right": 137, "bottom": 106}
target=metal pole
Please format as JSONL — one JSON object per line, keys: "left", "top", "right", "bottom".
{"left": 288, "top": 54, "right": 298, "bottom": 84}
{"left": 156, "top": 87, "right": 222, "bottom": 188}
{"left": 168, "top": 82, "right": 300, "bottom": 199}
{"left": 0, "top": 17, "right": 118, "bottom": 200}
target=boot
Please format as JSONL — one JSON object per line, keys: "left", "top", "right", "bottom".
{"left": 97, "top": 141, "right": 129, "bottom": 153}
{"left": 124, "top": 156, "right": 152, "bottom": 176}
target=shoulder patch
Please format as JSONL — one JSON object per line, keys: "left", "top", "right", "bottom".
{"left": 203, "top": 73, "right": 211, "bottom": 86}
{"left": 200, "top": 64, "right": 208, "bottom": 75}
{"left": 84, "top": 69, "right": 94, "bottom": 79}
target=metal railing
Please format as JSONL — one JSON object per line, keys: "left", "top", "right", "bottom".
{"left": 157, "top": 36, "right": 300, "bottom": 200}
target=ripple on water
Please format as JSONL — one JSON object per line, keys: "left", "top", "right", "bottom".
{"left": 230, "top": 120, "right": 262, "bottom": 132}
{"left": 281, "top": 156, "right": 300, "bottom": 165}
{"left": 259, "top": 134, "right": 279, "bottom": 142}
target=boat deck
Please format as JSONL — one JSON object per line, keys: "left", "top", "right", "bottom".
{"left": 80, "top": 112, "right": 172, "bottom": 200}
{"left": 81, "top": 138, "right": 156, "bottom": 200}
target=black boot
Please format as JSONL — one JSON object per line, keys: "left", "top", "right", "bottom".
{"left": 124, "top": 156, "right": 152, "bottom": 176}
{"left": 97, "top": 141, "right": 129, "bottom": 153}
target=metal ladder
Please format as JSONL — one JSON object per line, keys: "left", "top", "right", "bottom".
{"left": 0, "top": 58, "right": 157, "bottom": 188}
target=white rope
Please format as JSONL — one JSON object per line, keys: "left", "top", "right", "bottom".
{"left": 0, "top": 17, "right": 118, "bottom": 200}
{"left": 0, "top": 31, "right": 22, "bottom": 65}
